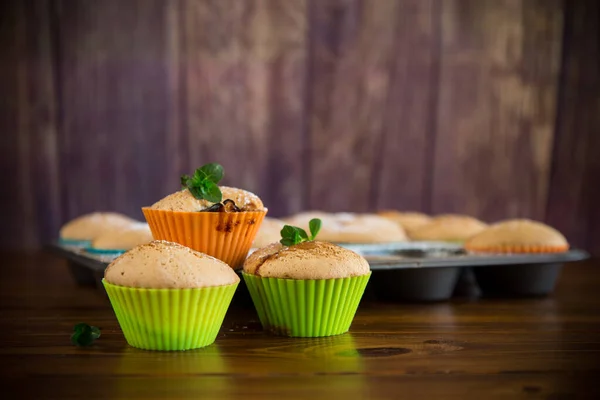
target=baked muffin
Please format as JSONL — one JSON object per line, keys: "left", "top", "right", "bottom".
{"left": 464, "top": 219, "right": 569, "bottom": 253}
{"left": 284, "top": 212, "right": 407, "bottom": 243}
{"left": 142, "top": 163, "right": 266, "bottom": 268}
{"left": 103, "top": 240, "right": 239, "bottom": 350}
{"left": 88, "top": 223, "right": 153, "bottom": 255}
{"left": 377, "top": 211, "right": 431, "bottom": 234}
{"left": 409, "top": 215, "right": 487, "bottom": 242}
{"left": 282, "top": 211, "right": 338, "bottom": 227}
{"left": 252, "top": 217, "right": 286, "bottom": 248}
{"left": 243, "top": 221, "right": 371, "bottom": 337}
{"left": 59, "top": 212, "right": 138, "bottom": 247}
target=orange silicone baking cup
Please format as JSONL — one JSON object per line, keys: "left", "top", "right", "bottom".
{"left": 464, "top": 244, "right": 569, "bottom": 254}
{"left": 142, "top": 208, "right": 266, "bottom": 269}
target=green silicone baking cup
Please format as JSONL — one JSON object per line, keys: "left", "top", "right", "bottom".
{"left": 102, "top": 279, "right": 238, "bottom": 351}
{"left": 242, "top": 272, "right": 371, "bottom": 337}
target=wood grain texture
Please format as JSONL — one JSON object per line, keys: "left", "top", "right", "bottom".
{"left": 1, "top": 251, "right": 599, "bottom": 399}
{"left": 545, "top": 0, "right": 600, "bottom": 254}
{"left": 0, "top": 0, "right": 60, "bottom": 248}
{"left": 375, "top": 0, "right": 439, "bottom": 213}
{"left": 182, "top": 0, "right": 307, "bottom": 217}
{"left": 307, "top": 0, "right": 402, "bottom": 212}
{"left": 54, "top": 0, "right": 173, "bottom": 222}
{"left": 2, "top": 0, "right": 599, "bottom": 256}
{"left": 431, "top": 0, "right": 563, "bottom": 222}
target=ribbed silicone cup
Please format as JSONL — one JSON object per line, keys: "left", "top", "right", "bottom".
{"left": 102, "top": 279, "right": 238, "bottom": 351}
{"left": 242, "top": 273, "right": 371, "bottom": 337}
{"left": 142, "top": 208, "right": 266, "bottom": 269}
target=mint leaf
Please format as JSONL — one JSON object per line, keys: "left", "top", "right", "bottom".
{"left": 180, "top": 174, "right": 192, "bottom": 188}
{"left": 201, "top": 181, "right": 223, "bottom": 203}
{"left": 280, "top": 225, "right": 298, "bottom": 240}
{"left": 71, "top": 323, "right": 101, "bottom": 347}
{"left": 181, "top": 163, "right": 225, "bottom": 202}
{"left": 90, "top": 326, "right": 101, "bottom": 340}
{"left": 308, "top": 218, "right": 322, "bottom": 240}
{"left": 188, "top": 185, "right": 204, "bottom": 200}
{"left": 195, "top": 163, "right": 224, "bottom": 183}
{"left": 280, "top": 238, "right": 296, "bottom": 247}
{"left": 280, "top": 220, "right": 320, "bottom": 246}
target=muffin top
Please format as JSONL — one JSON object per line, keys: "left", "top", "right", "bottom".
{"left": 283, "top": 211, "right": 337, "bottom": 226}
{"left": 464, "top": 219, "right": 569, "bottom": 253}
{"left": 92, "top": 223, "right": 153, "bottom": 250}
{"left": 149, "top": 186, "right": 264, "bottom": 212}
{"left": 60, "top": 212, "right": 138, "bottom": 241}
{"left": 104, "top": 240, "right": 240, "bottom": 288}
{"left": 377, "top": 211, "right": 432, "bottom": 233}
{"left": 409, "top": 215, "right": 487, "bottom": 242}
{"left": 243, "top": 241, "right": 370, "bottom": 279}
{"left": 252, "top": 217, "right": 286, "bottom": 248}
{"left": 284, "top": 212, "right": 406, "bottom": 243}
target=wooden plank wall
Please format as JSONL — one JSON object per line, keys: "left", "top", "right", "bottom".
{"left": 1, "top": 0, "right": 598, "bottom": 255}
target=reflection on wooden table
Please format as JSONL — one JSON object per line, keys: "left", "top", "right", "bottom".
{"left": 1, "top": 252, "right": 598, "bottom": 399}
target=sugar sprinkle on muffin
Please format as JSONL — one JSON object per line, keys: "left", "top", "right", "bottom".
{"left": 242, "top": 217, "right": 371, "bottom": 337}
{"left": 103, "top": 240, "right": 239, "bottom": 350}
{"left": 105, "top": 240, "right": 239, "bottom": 288}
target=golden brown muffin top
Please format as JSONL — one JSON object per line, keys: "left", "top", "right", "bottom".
{"left": 377, "top": 211, "right": 432, "bottom": 233}
{"left": 283, "top": 212, "right": 407, "bottom": 243}
{"left": 409, "top": 215, "right": 488, "bottom": 242}
{"left": 243, "top": 241, "right": 370, "bottom": 279}
{"left": 105, "top": 240, "right": 240, "bottom": 288}
{"left": 92, "top": 223, "right": 153, "bottom": 250}
{"left": 464, "top": 219, "right": 568, "bottom": 251}
{"left": 252, "top": 217, "right": 286, "bottom": 248}
{"left": 149, "top": 187, "right": 264, "bottom": 212}
{"left": 60, "top": 212, "right": 139, "bottom": 241}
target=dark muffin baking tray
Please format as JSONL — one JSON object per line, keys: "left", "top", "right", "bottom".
{"left": 47, "top": 242, "right": 589, "bottom": 303}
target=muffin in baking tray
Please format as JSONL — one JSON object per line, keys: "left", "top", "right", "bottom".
{"left": 88, "top": 223, "right": 153, "bottom": 255}
{"left": 464, "top": 219, "right": 569, "bottom": 253}
{"left": 252, "top": 217, "right": 286, "bottom": 249}
{"left": 284, "top": 211, "right": 407, "bottom": 243}
{"left": 59, "top": 212, "right": 139, "bottom": 247}
{"left": 377, "top": 210, "right": 431, "bottom": 234}
{"left": 103, "top": 240, "right": 239, "bottom": 350}
{"left": 408, "top": 214, "right": 488, "bottom": 243}
{"left": 142, "top": 163, "right": 266, "bottom": 268}
{"left": 243, "top": 240, "right": 371, "bottom": 337}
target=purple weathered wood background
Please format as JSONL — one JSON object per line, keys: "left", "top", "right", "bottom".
{"left": 1, "top": 0, "right": 598, "bottom": 254}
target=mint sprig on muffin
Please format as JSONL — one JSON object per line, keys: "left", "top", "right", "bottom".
{"left": 280, "top": 218, "right": 322, "bottom": 246}
{"left": 180, "top": 163, "right": 224, "bottom": 203}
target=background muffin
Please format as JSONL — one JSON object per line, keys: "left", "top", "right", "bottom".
{"left": 103, "top": 240, "right": 239, "bottom": 350}
{"left": 284, "top": 212, "right": 406, "bottom": 243}
{"left": 377, "top": 211, "right": 432, "bottom": 234}
{"left": 89, "top": 223, "right": 153, "bottom": 254}
{"left": 59, "top": 212, "right": 139, "bottom": 247}
{"left": 142, "top": 163, "right": 266, "bottom": 268}
{"left": 409, "top": 215, "right": 487, "bottom": 242}
{"left": 252, "top": 217, "right": 286, "bottom": 248}
{"left": 243, "top": 222, "right": 371, "bottom": 338}
{"left": 464, "top": 219, "right": 569, "bottom": 253}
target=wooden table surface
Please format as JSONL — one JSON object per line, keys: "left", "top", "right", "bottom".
{"left": 1, "top": 251, "right": 599, "bottom": 399}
